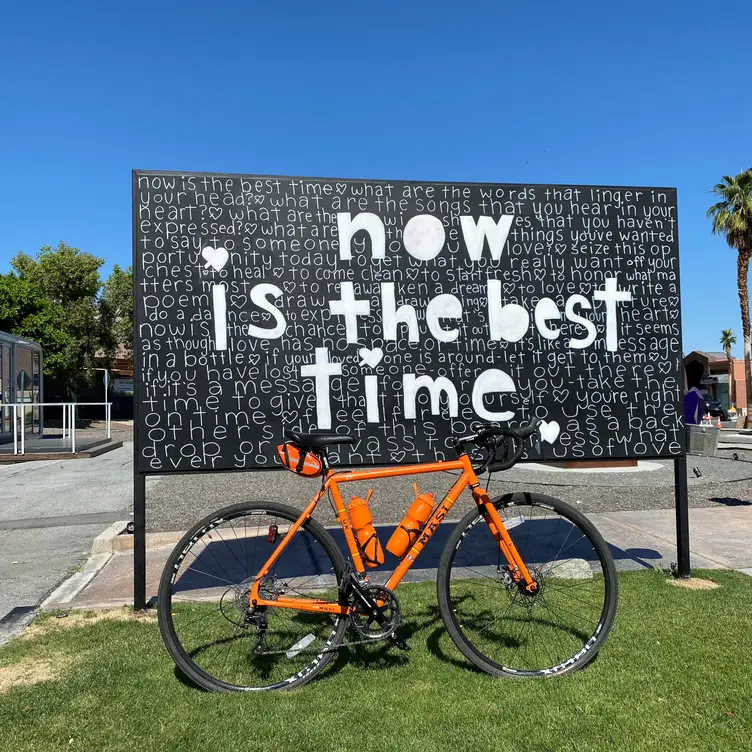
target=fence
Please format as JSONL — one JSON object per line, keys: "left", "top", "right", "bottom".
{"left": 0, "top": 402, "right": 112, "bottom": 455}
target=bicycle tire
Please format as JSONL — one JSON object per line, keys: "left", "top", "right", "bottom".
{"left": 158, "top": 501, "right": 348, "bottom": 692}
{"left": 437, "top": 492, "right": 617, "bottom": 677}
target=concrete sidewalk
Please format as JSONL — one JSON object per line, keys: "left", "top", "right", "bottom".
{"left": 0, "top": 444, "right": 134, "bottom": 631}
{"left": 42, "top": 503, "right": 752, "bottom": 611}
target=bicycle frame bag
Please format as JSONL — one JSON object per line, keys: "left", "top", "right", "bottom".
{"left": 277, "top": 441, "right": 324, "bottom": 477}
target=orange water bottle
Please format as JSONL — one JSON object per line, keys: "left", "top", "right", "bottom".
{"left": 386, "top": 484, "right": 435, "bottom": 559}
{"left": 347, "top": 490, "right": 384, "bottom": 568}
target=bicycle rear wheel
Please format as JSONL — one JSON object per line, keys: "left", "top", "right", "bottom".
{"left": 437, "top": 492, "right": 617, "bottom": 677}
{"left": 158, "top": 502, "right": 347, "bottom": 691}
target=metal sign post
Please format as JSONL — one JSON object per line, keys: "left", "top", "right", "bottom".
{"left": 673, "top": 455, "right": 691, "bottom": 578}
{"left": 133, "top": 471, "right": 147, "bottom": 610}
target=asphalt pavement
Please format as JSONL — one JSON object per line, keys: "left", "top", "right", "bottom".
{"left": 145, "top": 446, "right": 752, "bottom": 533}
{"left": 0, "top": 445, "right": 133, "bottom": 632}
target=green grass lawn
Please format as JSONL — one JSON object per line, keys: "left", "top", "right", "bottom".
{"left": 0, "top": 569, "right": 750, "bottom": 752}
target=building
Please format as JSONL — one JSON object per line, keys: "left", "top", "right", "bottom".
{"left": 0, "top": 330, "right": 44, "bottom": 442}
{"left": 682, "top": 350, "right": 745, "bottom": 412}
{"left": 93, "top": 343, "right": 134, "bottom": 418}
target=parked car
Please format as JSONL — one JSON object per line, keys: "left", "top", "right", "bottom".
{"left": 704, "top": 399, "right": 728, "bottom": 421}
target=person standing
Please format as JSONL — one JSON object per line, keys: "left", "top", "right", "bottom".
{"left": 684, "top": 361, "right": 706, "bottom": 425}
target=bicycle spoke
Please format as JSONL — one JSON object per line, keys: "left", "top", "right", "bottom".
{"left": 445, "top": 497, "right": 615, "bottom": 676}
{"left": 161, "top": 505, "right": 345, "bottom": 691}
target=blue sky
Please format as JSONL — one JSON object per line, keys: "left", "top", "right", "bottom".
{"left": 1, "top": 1, "right": 750, "bottom": 355}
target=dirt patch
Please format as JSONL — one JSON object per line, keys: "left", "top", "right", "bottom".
{"left": 23, "top": 607, "right": 157, "bottom": 640}
{"left": 0, "top": 658, "right": 64, "bottom": 694}
{"left": 666, "top": 577, "right": 721, "bottom": 590}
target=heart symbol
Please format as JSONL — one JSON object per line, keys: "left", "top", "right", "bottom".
{"left": 540, "top": 420, "right": 560, "bottom": 444}
{"left": 202, "top": 245, "right": 229, "bottom": 271}
{"left": 283, "top": 280, "right": 295, "bottom": 293}
{"left": 208, "top": 206, "right": 222, "bottom": 220}
{"left": 336, "top": 183, "right": 348, "bottom": 195}
{"left": 358, "top": 347, "right": 383, "bottom": 368}
{"left": 229, "top": 294, "right": 247, "bottom": 308}
{"left": 553, "top": 388, "right": 569, "bottom": 403}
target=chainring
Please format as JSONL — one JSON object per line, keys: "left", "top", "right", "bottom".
{"left": 349, "top": 585, "right": 401, "bottom": 640}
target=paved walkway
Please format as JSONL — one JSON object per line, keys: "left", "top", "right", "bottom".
{"left": 0, "top": 444, "right": 133, "bottom": 634}
{"left": 42, "top": 504, "right": 752, "bottom": 611}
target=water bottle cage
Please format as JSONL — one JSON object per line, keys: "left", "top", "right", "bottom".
{"left": 399, "top": 524, "right": 420, "bottom": 547}
{"left": 357, "top": 531, "right": 382, "bottom": 567}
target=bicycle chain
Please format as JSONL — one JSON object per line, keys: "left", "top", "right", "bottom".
{"left": 251, "top": 623, "right": 400, "bottom": 656}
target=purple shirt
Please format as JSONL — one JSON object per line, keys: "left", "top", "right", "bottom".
{"left": 683, "top": 388, "right": 705, "bottom": 425}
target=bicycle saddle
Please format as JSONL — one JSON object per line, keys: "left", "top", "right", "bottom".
{"left": 284, "top": 430, "right": 356, "bottom": 450}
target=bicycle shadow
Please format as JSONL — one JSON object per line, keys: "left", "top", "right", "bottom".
{"left": 172, "top": 519, "right": 665, "bottom": 595}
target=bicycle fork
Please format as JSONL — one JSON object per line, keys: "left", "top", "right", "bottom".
{"left": 471, "top": 488, "right": 538, "bottom": 594}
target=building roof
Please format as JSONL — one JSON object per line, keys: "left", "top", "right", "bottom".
{"left": 684, "top": 350, "right": 729, "bottom": 364}
{"left": 0, "top": 330, "right": 43, "bottom": 350}
{"left": 94, "top": 343, "right": 132, "bottom": 361}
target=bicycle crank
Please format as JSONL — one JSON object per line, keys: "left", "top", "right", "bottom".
{"left": 349, "top": 584, "right": 401, "bottom": 640}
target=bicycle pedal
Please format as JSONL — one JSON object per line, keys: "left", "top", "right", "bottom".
{"left": 389, "top": 630, "right": 411, "bottom": 651}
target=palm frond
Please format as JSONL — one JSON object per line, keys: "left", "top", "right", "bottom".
{"left": 707, "top": 170, "right": 752, "bottom": 251}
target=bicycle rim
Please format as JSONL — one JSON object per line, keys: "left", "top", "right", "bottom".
{"left": 439, "top": 493, "right": 617, "bottom": 676}
{"left": 158, "top": 502, "right": 347, "bottom": 691}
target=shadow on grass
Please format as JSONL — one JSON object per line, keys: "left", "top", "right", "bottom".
{"left": 174, "top": 665, "right": 207, "bottom": 692}
{"left": 328, "top": 603, "right": 445, "bottom": 674}
{"left": 425, "top": 626, "right": 484, "bottom": 674}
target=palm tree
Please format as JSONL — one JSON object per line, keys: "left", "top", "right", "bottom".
{"left": 719, "top": 328, "right": 737, "bottom": 410}
{"left": 708, "top": 170, "right": 752, "bottom": 427}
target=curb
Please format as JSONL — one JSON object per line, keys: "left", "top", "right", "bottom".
{"left": 0, "top": 607, "right": 38, "bottom": 646}
{"left": 40, "top": 552, "right": 113, "bottom": 609}
{"left": 91, "top": 522, "right": 186, "bottom": 554}
{"left": 108, "top": 530, "right": 185, "bottom": 553}
{"left": 91, "top": 520, "right": 130, "bottom": 554}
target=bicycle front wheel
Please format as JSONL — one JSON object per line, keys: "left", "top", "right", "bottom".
{"left": 158, "top": 501, "right": 347, "bottom": 692}
{"left": 437, "top": 492, "right": 617, "bottom": 677}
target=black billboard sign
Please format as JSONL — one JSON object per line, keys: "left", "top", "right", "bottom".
{"left": 133, "top": 171, "right": 683, "bottom": 474}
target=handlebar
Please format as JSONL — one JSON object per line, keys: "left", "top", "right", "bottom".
{"left": 453, "top": 417, "right": 542, "bottom": 473}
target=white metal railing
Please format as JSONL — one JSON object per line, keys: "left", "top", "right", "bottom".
{"left": 0, "top": 402, "right": 112, "bottom": 455}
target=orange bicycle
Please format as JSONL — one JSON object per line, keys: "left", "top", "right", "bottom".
{"left": 158, "top": 418, "right": 617, "bottom": 691}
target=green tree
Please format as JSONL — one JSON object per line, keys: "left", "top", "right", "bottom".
{"left": 708, "top": 170, "right": 752, "bottom": 427}
{"left": 719, "top": 328, "right": 737, "bottom": 409}
{"left": 0, "top": 241, "right": 104, "bottom": 397}
{"left": 100, "top": 264, "right": 133, "bottom": 357}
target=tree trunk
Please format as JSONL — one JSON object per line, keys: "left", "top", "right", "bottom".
{"left": 738, "top": 250, "right": 752, "bottom": 428}
{"left": 727, "top": 350, "right": 735, "bottom": 409}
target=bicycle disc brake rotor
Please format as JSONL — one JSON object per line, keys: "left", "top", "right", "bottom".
{"left": 349, "top": 585, "right": 401, "bottom": 640}
{"left": 502, "top": 566, "right": 544, "bottom": 609}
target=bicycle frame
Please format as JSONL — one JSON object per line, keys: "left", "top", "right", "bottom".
{"left": 248, "top": 453, "right": 536, "bottom": 615}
